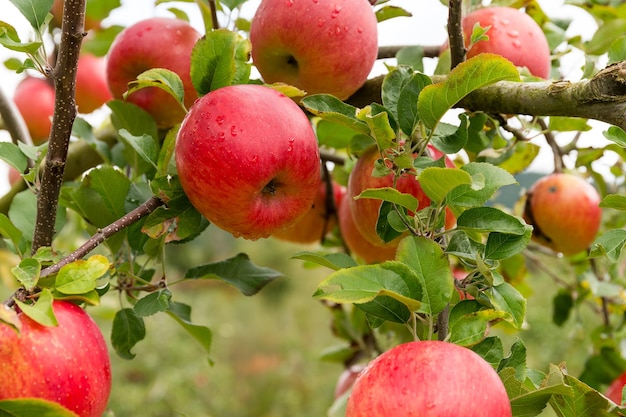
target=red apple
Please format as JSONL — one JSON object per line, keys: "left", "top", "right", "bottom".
{"left": 272, "top": 180, "right": 344, "bottom": 244}
{"left": 347, "top": 145, "right": 456, "bottom": 248}
{"left": 175, "top": 84, "right": 321, "bottom": 240}
{"left": 7, "top": 165, "right": 22, "bottom": 186}
{"left": 523, "top": 173, "right": 601, "bottom": 256}
{"left": 463, "top": 7, "right": 551, "bottom": 79}
{"left": 75, "top": 53, "right": 113, "bottom": 113}
{"left": 0, "top": 300, "right": 112, "bottom": 417}
{"left": 346, "top": 340, "right": 512, "bottom": 417}
{"left": 106, "top": 17, "right": 201, "bottom": 128}
{"left": 338, "top": 192, "right": 397, "bottom": 263}
{"left": 13, "top": 77, "right": 55, "bottom": 145}
{"left": 606, "top": 372, "right": 626, "bottom": 405}
{"left": 249, "top": 0, "right": 378, "bottom": 100}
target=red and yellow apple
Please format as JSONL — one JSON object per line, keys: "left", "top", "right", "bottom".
{"left": 338, "top": 193, "right": 397, "bottom": 264}
{"left": 249, "top": 0, "right": 379, "bottom": 100}
{"left": 463, "top": 6, "right": 551, "bottom": 79}
{"left": 346, "top": 340, "right": 512, "bottom": 417}
{"left": 106, "top": 17, "right": 201, "bottom": 128}
{"left": 347, "top": 145, "right": 456, "bottom": 248}
{"left": 75, "top": 53, "right": 112, "bottom": 113}
{"left": 13, "top": 77, "right": 55, "bottom": 145}
{"left": 0, "top": 300, "right": 112, "bottom": 417}
{"left": 523, "top": 173, "right": 601, "bottom": 256}
{"left": 175, "top": 84, "right": 321, "bottom": 240}
{"left": 272, "top": 180, "right": 344, "bottom": 244}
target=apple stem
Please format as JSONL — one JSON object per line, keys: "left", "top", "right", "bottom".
{"left": 538, "top": 118, "right": 564, "bottom": 173}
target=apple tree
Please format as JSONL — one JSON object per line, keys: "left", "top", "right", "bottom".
{"left": 0, "top": 0, "right": 626, "bottom": 416}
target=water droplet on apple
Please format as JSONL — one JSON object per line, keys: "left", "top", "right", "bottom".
{"left": 512, "top": 39, "right": 522, "bottom": 48}
{"left": 230, "top": 126, "right": 238, "bottom": 137}
{"left": 357, "top": 27, "right": 363, "bottom": 34}
{"left": 312, "top": 0, "right": 319, "bottom": 3}
{"left": 216, "top": 115, "right": 225, "bottom": 125}
{"left": 331, "top": 5, "right": 342, "bottom": 18}
{"left": 507, "top": 30, "right": 519, "bottom": 38}
{"left": 317, "top": 18, "right": 325, "bottom": 27}
{"left": 249, "top": 154, "right": 258, "bottom": 163}
{"left": 285, "top": 0, "right": 294, "bottom": 6}
{"left": 287, "top": 137, "right": 295, "bottom": 152}
{"left": 334, "top": 25, "right": 342, "bottom": 36}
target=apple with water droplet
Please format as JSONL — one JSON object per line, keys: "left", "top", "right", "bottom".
{"left": 463, "top": 6, "right": 551, "bottom": 78}
{"left": 523, "top": 172, "right": 601, "bottom": 256}
{"left": 346, "top": 340, "right": 512, "bottom": 417}
{"left": 0, "top": 300, "right": 112, "bottom": 417}
{"left": 249, "top": 0, "right": 379, "bottom": 100}
{"left": 106, "top": 17, "right": 201, "bottom": 128}
{"left": 175, "top": 84, "right": 321, "bottom": 240}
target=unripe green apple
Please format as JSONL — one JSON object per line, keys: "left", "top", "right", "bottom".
{"left": 75, "top": 53, "right": 113, "bottom": 113}
{"left": 13, "top": 77, "right": 55, "bottom": 145}
{"left": 106, "top": 17, "right": 201, "bottom": 128}
{"left": 523, "top": 173, "right": 601, "bottom": 256}
{"left": 0, "top": 300, "right": 112, "bottom": 417}
{"left": 463, "top": 7, "right": 551, "bottom": 78}
{"left": 346, "top": 340, "right": 512, "bottom": 417}
{"left": 175, "top": 84, "right": 321, "bottom": 240}
{"left": 347, "top": 145, "right": 456, "bottom": 248}
{"left": 249, "top": 0, "right": 379, "bottom": 100}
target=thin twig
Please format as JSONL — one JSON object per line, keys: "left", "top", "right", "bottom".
{"left": 538, "top": 118, "right": 564, "bottom": 173}
{"left": 447, "top": 0, "right": 466, "bottom": 70}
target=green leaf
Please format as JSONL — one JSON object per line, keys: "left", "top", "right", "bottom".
{"left": 314, "top": 261, "right": 422, "bottom": 322}
{"left": 9, "top": 190, "right": 65, "bottom": 246}
{"left": 549, "top": 369, "right": 623, "bottom": 416}
{"left": 448, "top": 162, "right": 518, "bottom": 207}
{"left": 14, "top": 289, "right": 57, "bottom": 327}
{"left": 315, "top": 119, "right": 359, "bottom": 149}
{"left": 117, "top": 129, "right": 159, "bottom": 170}
{"left": 457, "top": 207, "right": 527, "bottom": 235}
{"left": 418, "top": 167, "right": 472, "bottom": 203}
{"left": 11, "top": 258, "right": 40, "bottom": 291}
{"left": 167, "top": 301, "right": 212, "bottom": 360}
{"left": 301, "top": 95, "right": 370, "bottom": 135}
{"left": 0, "top": 398, "right": 79, "bottom": 417}
{"left": 291, "top": 251, "right": 358, "bottom": 270}
{"left": 548, "top": 116, "right": 592, "bottom": 132}
{"left": 0, "top": 142, "right": 28, "bottom": 173}
{"left": 111, "top": 308, "right": 146, "bottom": 360}
{"left": 488, "top": 283, "right": 526, "bottom": 329}
{"left": 0, "top": 213, "right": 25, "bottom": 256}
{"left": 183, "top": 253, "right": 283, "bottom": 296}
{"left": 356, "top": 187, "right": 419, "bottom": 212}
{"left": 126, "top": 68, "right": 186, "bottom": 111}
{"left": 585, "top": 18, "right": 626, "bottom": 55}
{"left": 471, "top": 336, "right": 504, "bottom": 368}
{"left": 54, "top": 255, "right": 109, "bottom": 295}
{"left": 190, "top": 29, "right": 251, "bottom": 95}
{"left": 608, "top": 36, "right": 626, "bottom": 64}
{"left": 446, "top": 230, "right": 484, "bottom": 262}
{"left": 396, "top": 46, "right": 425, "bottom": 72}
{"left": 108, "top": 99, "right": 158, "bottom": 140}
{"left": 375, "top": 5, "right": 412, "bottom": 23}
{"left": 395, "top": 236, "right": 453, "bottom": 315}
{"left": 381, "top": 65, "right": 414, "bottom": 123}
{"left": 397, "top": 72, "right": 432, "bottom": 135}
{"left": 498, "top": 339, "right": 528, "bottom": 381}
{"left": 589, "top": 229, "right": 626, "bottom": 262}
{"left": 448, "top": 300, "right": 507, "bottom": 346}
{"left": 600, "top": 194, "right": 626, "bottom": 210}
{"left": 9, "top": 0, "right": 54, "bottom": 29}
{"left": 364, "top": 109, "right": 396, "bottom": 150}
{"left": 418, "top": 53, "right": 520, "bottom": 129}
{"left": 485, "top": 226, "right": 533, "bottom": 260}
{"left": 603, "top": 126, "right": 626, "bottom": 147}
{"left": 430, "top": 115, "right": 469, "bottom": 154}
{"left": 134, "top": 289, "right": 172, "bottom": 317}
{"left": 552, "top": 289, "right": 574, "bottom": 327}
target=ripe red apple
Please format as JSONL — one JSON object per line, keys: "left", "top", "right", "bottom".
{"left": 175, "top": 84, "right": 321, "bottom": 240}
{"left": 523, "top": 173, "right": 601, "bottom": 256}
{"left": 346, "top": 340, "right": 512, "bottom": 417}
{"left": 347, "top": 145, "right": 456, "bottom": 248}
{"left": 606, "top": 372, "right": 626, "bottom": 405}
{"left": 338, "top": 193, "right": 397, "bottom": 263}
{"left": 463, "top": 7, "right": 551, "bottom": 78}
{"left": 249, "top": 0, "right": 378, "bottom": 100}
{"left": 13, "top": 77, "right": 55, "bottom": 145}
{"left": 272, "top": 180, "right": 344, "bottom": 244}
{"left": 106, "top": 17, "right": 201, "bottom": 128}
{"left": 75, "top": 53, "right": 113, "bottom": 113}
{"left": 0, "top": 300, "right": 112, "bottom": 417}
